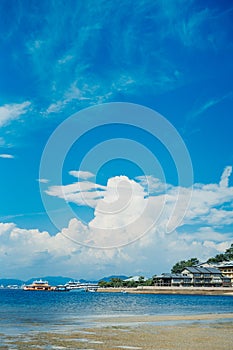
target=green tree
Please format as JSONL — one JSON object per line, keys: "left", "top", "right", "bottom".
{"left": 225, "top": 243, "right": 233, "bottom": 260}
{"left": 138, "top": 276, "right": 145, "bottom": 285}
{"left": 171, "top": 258, "right": 199, "bottom": 273}
{"left": 144, "top": 278, "right": 153, "bottom": 286}
{"left": 98, "top": 280, "right": 108, "bottom": 288}
{"left": 110, "top": 278, "right": 124, "bottom": 287}
{"left": 207, "top": 243, "right": 233, "bottom": 264}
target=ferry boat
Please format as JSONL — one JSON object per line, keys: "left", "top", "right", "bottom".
{"left": 64, "top": 280, "right": 86, "bottom": 292}
{"left": 23, "top": 279, "right": 53, "bottom": 291}
{"left": 64, "top": 280, "right": 98, "bottom": 292}
{"left": 53, "top": 285, "right": 69, "bottom": 292}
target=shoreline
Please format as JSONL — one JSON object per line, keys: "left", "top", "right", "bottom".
{"left": 98, "top": 286, "right": 233, "bottom": 295}
{"left": 2, "top": 313, "right": 233, "bottom": 349}
{"left": 92, "top": 312, "right": 233, "bottom": 324}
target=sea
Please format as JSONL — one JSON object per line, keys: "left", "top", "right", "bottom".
{"left": 0, "top": 289, "right": 233, "bottom": 335}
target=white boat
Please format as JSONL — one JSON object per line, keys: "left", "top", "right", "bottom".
{"left": 64, "top": 280, "right": 98, "bottom": 292}
{"left": 64, "top": 281, "right": 86, "bottom": 292}
{"left": 54, "top": 285, "right": 69, "bottom": 292}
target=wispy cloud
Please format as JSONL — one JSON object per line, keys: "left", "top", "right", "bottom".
{"left": 46, "top": 177, "right": 106, "bottom": 208}
{"left": 46, "top": 81, "right": 91, "bottom": 114}
{"left": 69, "top": 170, "right": 95, "bottom": 180}
{"left": 0, "top": 101, "right": 31, "bottom": 127}
{"left": 37, "top": 178, "right": 49, "bottom": 184}
{"left": 188, "top": 92, "right": 233, "bottom": 121}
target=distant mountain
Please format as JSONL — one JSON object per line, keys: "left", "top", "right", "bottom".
{"left": 99, "top": 275, "right": 129, "bottom": 282}
{"left": 25, "top": 276, "right": 99, "bottom": 285}
{"left": 79, "top": 278, "right": 98, "bottom": 284}
{"left": 0, "top": 279, "right": 24, "bottom": 286}
{"left": 0, "top": 275, "right": 128, "bottom": 287}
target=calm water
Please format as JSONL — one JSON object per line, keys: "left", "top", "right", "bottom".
{"left": 0, "top": 289, "right": 233, "bottom": 334}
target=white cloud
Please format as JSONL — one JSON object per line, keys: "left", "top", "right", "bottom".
{"left": 182, "top": 226, "right": 232, "bottom": 243}
{"left": 45, "top": 72, "right": 137, "bottom": 115}
{"left": 45, "top": 166, "right": 233, "bottom": 248}
{"left": 189, "top": 92, "right": 233, "bottom": 120}
{"left": 57, "top": 54, "right": 74, "bottom": 65}
{"left": 0, "top": 166, "right": 232, "bottom": 279}
{"left": 0, "top": 215, "right": 231, "bottom": 280}
{"left": 69, "top": 170, "right": 95, "bottom": 180}
{"left": 0, "top": 154, "right": 14, "bottom": 159}
{"left": 184, "top": 171, "right": 233, "bottom": 226}
{"left": 220, "top": 166, "right": 232, "bottom": 188}
{"left": 45, "top": 81, "right": 91, "bottom": 114}
{"left": 37, "top": 178, "right": 49, "bottom": 184}
{"left": 135, "top": 175, "right": 170, "bottom": 194}
{"left": 0, "top": 101, "right": 31, "bottom": 127}
{"left": 46, "top": 179, "right": 106, "bottom": 208}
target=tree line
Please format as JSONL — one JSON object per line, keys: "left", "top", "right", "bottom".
{"left": 98, "top": 243, "right": 233, "bottom": 286}
{"left": 98, "top": 276, "right": 153, "bottom": 288}
{"left": 171, "top": 243, "right": 233, "bottom": 273}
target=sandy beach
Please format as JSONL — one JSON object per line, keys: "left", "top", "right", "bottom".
{"left": 1, "top": 313, "right": 233, "bottom": 350}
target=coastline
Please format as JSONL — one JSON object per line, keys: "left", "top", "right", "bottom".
{"left": 98, "top": 286, "right": 233, "bottom": 295}
{"left": 2, "top": 313, "right": 233, "bottom": 349}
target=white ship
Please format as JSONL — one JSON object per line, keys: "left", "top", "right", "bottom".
{"left": 64, "top": 280, "right": 98, "bottom": 292}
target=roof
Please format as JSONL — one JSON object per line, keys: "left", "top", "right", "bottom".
{"left": 182, "top": 266, "right": 221, "bottom": 274}
{"left": 154, "top": 273, "right": 191, "bottom": 280}
{"left": 124, "top": 276, "right": 148, "bottom": 282}
{"left": 217, "top": 261, "right": 233, "bottom": 268}
{"left": 182, "top": 267, "right": 200, "bottom": 273}
{"left": 204, "top": 267, "right": 222, "bottom": 274}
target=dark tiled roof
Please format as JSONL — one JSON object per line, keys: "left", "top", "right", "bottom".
{"left": 182, "top": 266, "right": 221, "bottom": 274}
{"left": 204, "top": 267, "right": 221, "bottom": 274}
{"left": 155, "top": 273, "right": 191, "bottom": 279}
{"left": 183, "top": 267, "right": 200, "bottom": 273}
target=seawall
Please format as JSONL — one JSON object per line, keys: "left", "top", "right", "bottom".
{"left": 98, "top": 286, "right": 233, "bottom": 295}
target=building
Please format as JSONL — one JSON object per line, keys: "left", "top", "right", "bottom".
{"left": 153, "top": 273, "right": 192, "bottom": 287}
{"left": 124, "top": 276, "right": 148, "bottom": 282}
{"left": 198, "top": 261, "right": 233, "bottom": 286}
{"left": 216, "top": 262, "right": 233, "bottom": 285}
{"left": 181, "top": 266, "right": 231, "bottom": 287}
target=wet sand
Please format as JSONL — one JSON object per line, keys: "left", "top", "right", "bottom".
{"left": 1, "top": 313, "right": 233, "bottom": 349}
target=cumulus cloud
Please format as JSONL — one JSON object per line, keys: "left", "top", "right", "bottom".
{"left": 44, "top": 166, "right": 233, "bottom": 247}
{"left": 0, "top": 101, "right": 31, "bottom": 127}
{"left": 0, "top": 214, "right": 231, "bottom": 280}
{"left": 0, "top": 166, "right": 232, "bottom": 278}
{"left": 45, "top": 167, "right": 233, "bottom": 234}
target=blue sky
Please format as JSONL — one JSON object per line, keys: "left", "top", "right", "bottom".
{"left": 0, "top": 0, "right": 233, "bottom": 279}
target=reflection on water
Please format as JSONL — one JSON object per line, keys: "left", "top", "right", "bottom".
{"left": 0, "top": 289, "right": 233, "bottom": 335}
